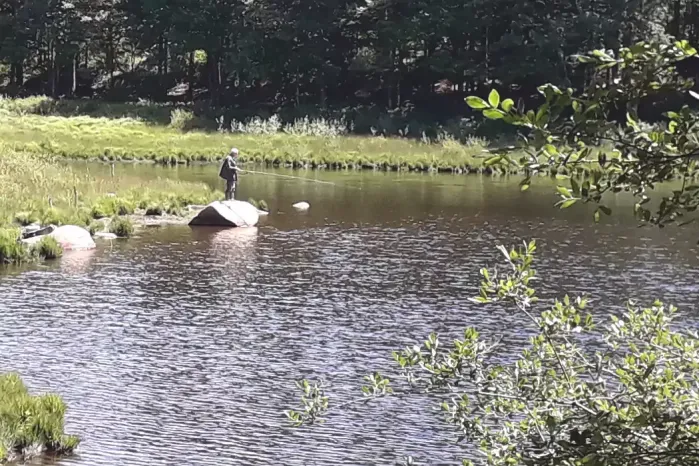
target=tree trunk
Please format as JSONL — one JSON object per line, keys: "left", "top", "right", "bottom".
{"left": 164, "top": 38, "right": 169, "bottom": 75}
{"left": 11, "top": 61, "right": 23, "bottom": 87}
{"left": 670, "top": 0, "right": 682, "bottom": 38}
{"left": 187, "top": 51, "right": 195, "bottom": 102}
{"left": 72, "top": 53, "right": 78, "bottom": 96}
{"left": 157, "top": 35, "right": 164, "bottom": 75}
{"left": 48, "top": 41, "right": 56, "bottom": 97}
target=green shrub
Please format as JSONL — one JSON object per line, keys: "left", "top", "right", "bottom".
{"left": 169, "top": 108, "right": 195, "bottom": 131}
{"left": 116, "top": 200, "right": 135, "bottom": 216}
{"left": 164, "top": 203, "right": 184, "bottom": 216}
{"left": 0, "top": 373, "right": 80, "bottom": 462}
{"left": 34, "top": 236, "right": 63, "bottom": 260}
{"left": 88, "top": 221, "right": 104, "bottom": 236}
{"left": 145, "top": 204, "right": 164, "bottom": 216}
{"left": 247, "top": 198, "right": 259, "bottom": 209}
{"left": 13, "top": 212, "right": 38, "bottom": 227}
{"left": 0, "top": 228, "right": 31, "bottom": 264}
{"left": 40, "top": 208, "right": 65, "bottom": 226}
{"left": 90, "top": 198, "right": 115, "bottom": 219}
{"left": 137, "top": 198, "right": 151, "bottom": 210}
{"left": 108, "top": 217, "right": 134, "bottom": 238}
{"left": 258, "top": 200, "right": 269, "bottom": 212}
{"left": 90, "top": 197, "right": 133, "bottom": 219}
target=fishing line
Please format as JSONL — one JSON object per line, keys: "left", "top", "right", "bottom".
{"left": 239, "top": 169, "right": 363, "bottom": 190}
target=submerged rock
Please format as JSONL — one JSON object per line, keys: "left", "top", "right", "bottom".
{"left": 188, "top": 200, "right": 259, "bottom": 228}
{"left": 22, "top": 225, "right": 96, "bottom": 251}
{"left": 292, "top": 201, "right": 310, "bottom": 211}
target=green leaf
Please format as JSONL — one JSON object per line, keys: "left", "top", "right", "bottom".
{"left": 599, "top": 206, "right": 612, "bottom": 216}
{"left": 483, "top": 109, "right": 505, "bottom": 120}
{"left": 559, "top": 198, "right": 578, "bottom": 209}
{"left": 556, "top": 186, "right": 572, "bottom": 197}
{"left": 626, "top": 112, "right": 639, "bottom": 131}
{"left": 466, "top": 96, "right": 489, "bottom": 109}
{"left": 521, "top": 183, "right": 530, "bottom": 192}
{"left": 488, "top": 89, "right": 500, "bottom": 108}
{"left": 501, "top": 98, "right": 514, "bottom": 112}
{"left": 484, "top": 156, "right": 503, "bottom": 166}
{"left": 594, "top": 209, "right": 601, "bottom": 223}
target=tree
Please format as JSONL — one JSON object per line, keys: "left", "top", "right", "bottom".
{"left": 466, "top": 40, "right": 699, "bottom": 228}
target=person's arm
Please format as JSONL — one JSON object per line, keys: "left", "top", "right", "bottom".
{"left": 232, "top": 159, "right": 241, "bottom": 174}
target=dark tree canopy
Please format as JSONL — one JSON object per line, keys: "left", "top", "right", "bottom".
{"left": 0, "top": 0, "right": 698, "bottom": 123}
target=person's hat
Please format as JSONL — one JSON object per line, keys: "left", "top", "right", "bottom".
{"left": 230, "top": 148, "right": 239, "bottom": 156}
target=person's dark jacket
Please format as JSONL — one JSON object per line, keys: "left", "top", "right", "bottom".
{"left": 219, "top": 155, "right": 238, "bottom": 181}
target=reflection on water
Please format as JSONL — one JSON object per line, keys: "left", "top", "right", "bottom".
{"left": 1, "top": 167, "right": 699, "bottom": 466}
{"left": 59, "top": 249, "right": 97, "bottom": 276}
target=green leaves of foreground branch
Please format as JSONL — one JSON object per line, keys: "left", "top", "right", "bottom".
{"left": 467, "top": 41, "right": 699, "bottom": 228}
{"left": 286, "top": 241, "right": 699, "bottom": 466}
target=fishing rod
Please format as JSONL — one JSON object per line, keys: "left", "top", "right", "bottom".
{"left": 238, "top": 169, "right": 345, "bottom": 187}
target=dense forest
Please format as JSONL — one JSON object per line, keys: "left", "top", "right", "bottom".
{"left": 0, "top": 0, "right": 698, "bottom": 122}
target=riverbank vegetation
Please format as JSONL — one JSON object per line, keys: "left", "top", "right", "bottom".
{"left": 0, "top": 98, "right": 492, "bottom": 172}
{"left": 0, "top": 146, "right": 221, "bottom": 228}
{"left": 0, "top": 373, "right": 79, "bottom": 463}
{"left": 0, "top": 145, "right": 223, "bottom": 263}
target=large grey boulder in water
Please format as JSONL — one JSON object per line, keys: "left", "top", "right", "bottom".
{"left": 188, "top": 200, "right": 260, "bottom": 228}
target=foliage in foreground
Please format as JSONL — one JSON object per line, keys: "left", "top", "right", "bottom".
{"left": 287, "top": 241, "right": 699, "bottom": 466}
{"left": 0, "top": 373, "right": 79, "bottom": 462}
{"left": 467, "top": 40, "right": 699, "bottom": 228}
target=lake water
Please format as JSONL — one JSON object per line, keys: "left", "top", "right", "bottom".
{"left": 1, "top": 166, "right": 698, "bottom": 465}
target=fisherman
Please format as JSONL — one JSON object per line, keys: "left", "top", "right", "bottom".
{"left": 219, "top": 148, "right": 241, "bottom": 200}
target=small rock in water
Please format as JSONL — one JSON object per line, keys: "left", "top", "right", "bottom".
{"left": 292, "top": 201, "right": 310, "bottom": 211}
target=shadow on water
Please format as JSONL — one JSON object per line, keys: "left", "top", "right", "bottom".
{"left": 1, "top": 164, "right": 698, "bottom": 465}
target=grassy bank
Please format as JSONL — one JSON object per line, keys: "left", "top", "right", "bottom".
{"left": 0, "top": 373, "right": 79, "bottom": 462}
{"left": 0, "top": 145, "right": 223, "bottom": 263}
{"left": 0, "top": 97, "right": 493, "bottom": 171}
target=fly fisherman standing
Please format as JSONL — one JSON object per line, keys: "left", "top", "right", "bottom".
{"left": 219, "top": 148, "right": 241, "bottom": 200}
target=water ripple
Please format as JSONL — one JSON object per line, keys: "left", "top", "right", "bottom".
{"left": 1, "top": 205, "right": 698, "bottom": 465}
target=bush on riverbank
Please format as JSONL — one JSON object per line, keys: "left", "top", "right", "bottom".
{"left": 35, "top": 236, "right": 63, "bottom": 260}
{"left": 0, "top": 229, "right": 64, "bottom": 264}
{"left": 0, "top": 373, "right": 80, "bottom": 462}
{"left": 108, "top": 217, "right": 134, "bottom": 238}
{"left": 0, "top": 229, "right": 29, "bottom": 264}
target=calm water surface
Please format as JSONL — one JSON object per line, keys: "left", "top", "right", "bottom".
{"left": 1, "top": 166, "right": 698, "bottom": 465}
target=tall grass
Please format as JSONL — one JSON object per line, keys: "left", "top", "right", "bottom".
{"left": 0, "top": 97, "right": 491, "bottom": 171}
{"left": 0, "top": 373, "right": 79, "bottom": 462}
{"left": 0, "top": 145, "right": 222, "bottom": 230}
